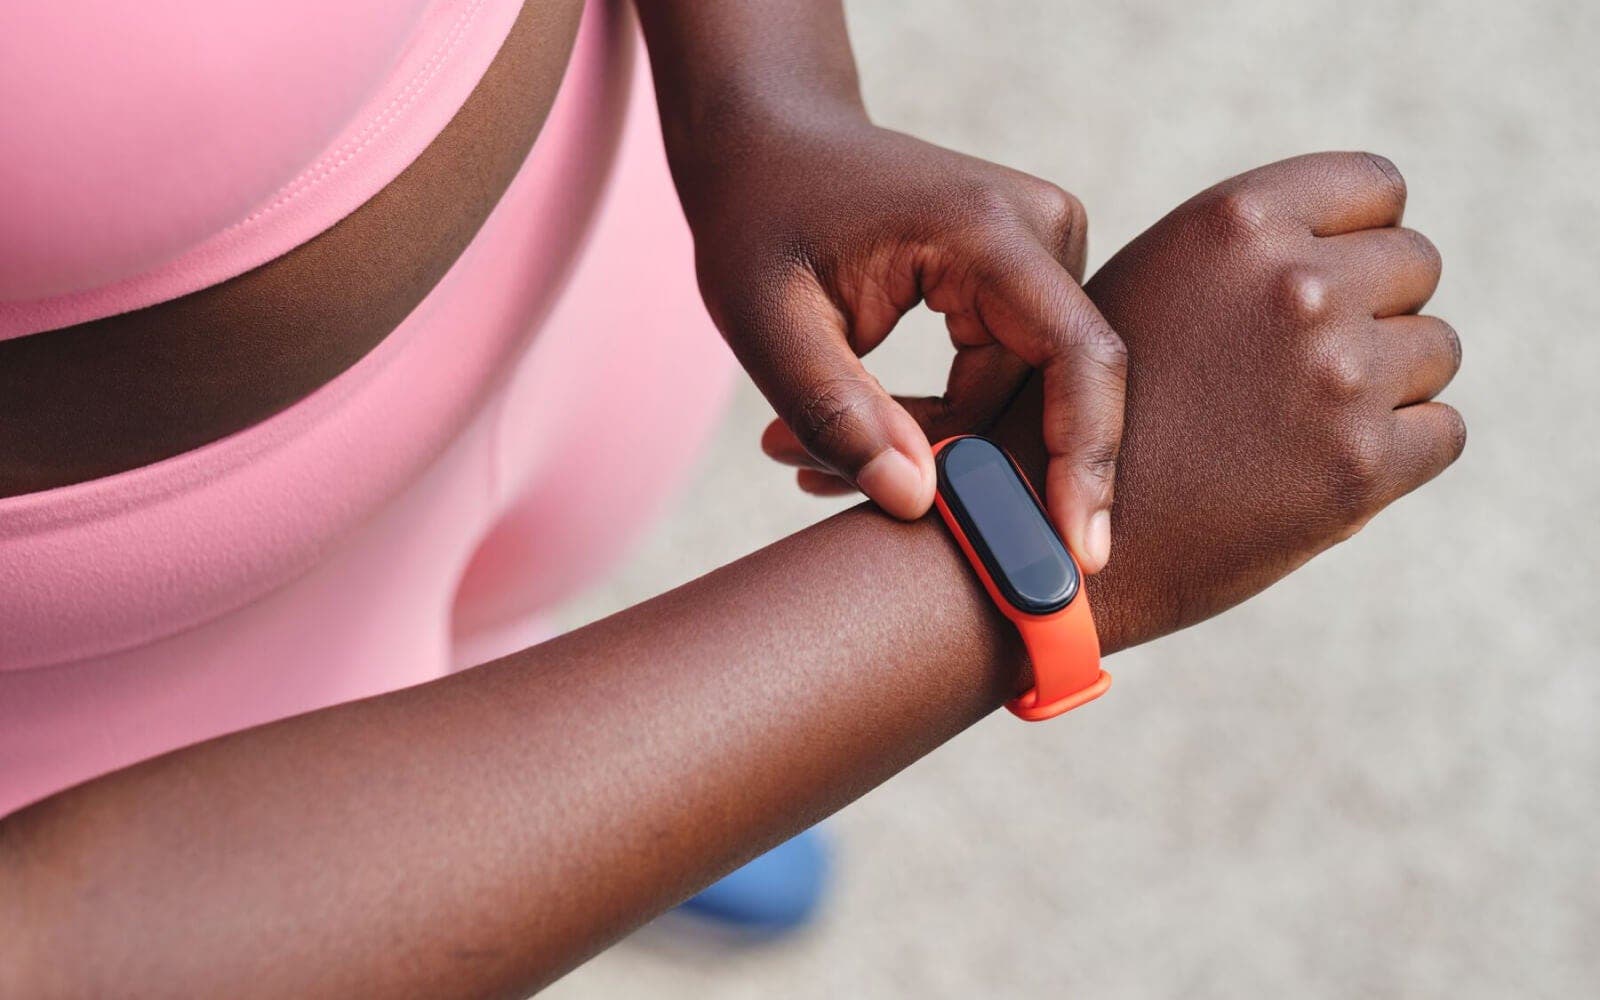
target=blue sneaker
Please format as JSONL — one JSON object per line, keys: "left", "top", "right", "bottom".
{"left": 677, "top": 827, "right": 830, "bottom": 933}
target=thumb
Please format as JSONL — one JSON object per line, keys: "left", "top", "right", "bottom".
{"left": 737, "top": 288, "right": 935, "bottom": 520}
{"left": 775, "top": 353, "right": 936, "bottom": 521}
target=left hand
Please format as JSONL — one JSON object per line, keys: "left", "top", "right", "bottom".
{"left": 675, "top": 117, "right": 1126, "bottom": 572}
{"left": 994, "top": 152, "right": 1462, "bottom": 650}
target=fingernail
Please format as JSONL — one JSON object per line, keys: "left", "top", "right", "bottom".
{"left": 857, "top": 448, "right": 926, "bottom": 519}
{"left": 1083, "top": 510, "right": 1112, "bottom": 571}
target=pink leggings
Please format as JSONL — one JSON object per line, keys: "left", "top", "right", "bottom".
{"left": 0, "top": 6, "right": 735, "bottom": 815}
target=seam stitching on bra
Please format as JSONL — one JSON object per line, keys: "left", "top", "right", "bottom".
{"left": 231, "top": 0, "right": 491, "bottom": 230}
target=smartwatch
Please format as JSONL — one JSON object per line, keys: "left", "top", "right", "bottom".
{"left": 932, "top": 435, "right": 1110, "bottom": 721}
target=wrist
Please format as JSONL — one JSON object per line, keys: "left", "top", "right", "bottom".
{"left": 658, "top": 84, "right": 869, "bottom": 185}
{"left": 869, "top": 498, "right": 1120, "bottom": 700}
{"left": 841, "top": 502, "right": 1034, "bottom": 703}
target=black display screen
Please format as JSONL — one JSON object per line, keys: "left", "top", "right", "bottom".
{"left": 936, "top": 437, "right": 1079, "bottom": 615}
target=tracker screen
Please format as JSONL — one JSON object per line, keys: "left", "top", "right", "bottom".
{"left": 940, "top": 437, "right": 1078, "bottom": 614}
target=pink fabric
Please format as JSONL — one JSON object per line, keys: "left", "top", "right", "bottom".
{"left": 1, "top": 0, "right": 605, "bottom": 672}
{"left": 0, "top": 0, "right": 523, "bottom": 333}
{"left": 0, "top": 4, "right": 736, "bottom": 814}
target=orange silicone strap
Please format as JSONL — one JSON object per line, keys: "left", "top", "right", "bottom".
{"left": 931, "top": 437, "right": 1110, "bottom": 721}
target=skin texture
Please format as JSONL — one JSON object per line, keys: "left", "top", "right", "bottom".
{"left": 0, "top": 153, "right": 1462, "bottom": 999}
{"left": 0, "top": 0, "right": 587, "bottom": 498}
{"left": 771, "top": 152, "right": 1466, "bottom": 636}
{"left": 636, "top": 0, "right": 1127, "bottom": 573}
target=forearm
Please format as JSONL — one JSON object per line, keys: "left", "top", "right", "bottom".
{"left": 0, "top": 146, "right": 1447, "bottom": 998}
{"left": 3, "top": 495, "right": 1091, "bottom": 997}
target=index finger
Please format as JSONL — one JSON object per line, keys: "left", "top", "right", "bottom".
{"left": 968, "top": 243, "right": 1128, "bottom": 573}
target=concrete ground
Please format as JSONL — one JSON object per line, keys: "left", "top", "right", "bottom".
{"left": 550, "top": 1, "right": 1599, "bottom": 996}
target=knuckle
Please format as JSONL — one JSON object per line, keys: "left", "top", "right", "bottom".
{"left": 1199, "top": 186, "right": 1274, "bottom": 242}
{"left": 1274, "top": 264, "right": 1334, "bottom": 325}
{"left": 1078, "top": 442, "right": 1120, "bottom": 488}
{"left": 1070, "top": 319, "right": 1129, "bottom": 378}
{"left": 1306, "top": 340, "right": 1368, "bottom": 403}
{"left": 1032, "top": 180, "right": 1088, "bottom": 239}
{"left": 1045, "top": 415, "right": 1120, "bottom": 497}
{"left": 790, "top": 376, "right": 874, "bottom": 456}
{"left": 1331, "top": 420, "right": 1390, "bottom": 506}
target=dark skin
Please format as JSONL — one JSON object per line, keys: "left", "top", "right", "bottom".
{"left": 0, "top": 1, "right": 1130, "bottom": 585}
{"left": 1, "top": 1, "right": 1464, "bottom": 995}
{"left": 0, "top": 0, "right": 589, "bottom": 497}
{"left": 768, "top": 154, "right": 1467, "bottom": 620}
{"left": 0, "top": 152, "right": 1462, "bottom": 998}
{"left": 636, "top": 0, "right": 1128, "bottom": 570}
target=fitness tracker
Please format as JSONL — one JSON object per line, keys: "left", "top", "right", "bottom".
{"left": 932, "top": 435, "right": 1109, "bottom": 721}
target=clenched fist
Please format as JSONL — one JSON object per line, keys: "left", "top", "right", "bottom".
{"left": 992, "top": 152, "right": 1464, "bottom": 652}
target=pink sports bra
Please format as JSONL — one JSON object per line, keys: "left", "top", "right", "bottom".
{"left": 0, "top": 0, "right": 527, "bottom": 339}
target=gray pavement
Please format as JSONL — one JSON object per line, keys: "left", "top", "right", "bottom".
{"left": 549, "top": 1, "right": 1599, "bottom": 996}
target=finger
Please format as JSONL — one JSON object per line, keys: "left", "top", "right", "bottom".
{"left": 761, "top": 353, "right": 1026, "bottom": 473}
{"left": 1013, "top": 175, "right": 1090, "bottom": 281}
{"left": 1373, "top": 315, "right": 1462, "bottom": 406}
{"left": 796, "top": 468, "right": 858, "bottom": 496}
{"left": 946, "top": 242, "right": 1127, "bottom": 572}
{"left": 761, "top": 418, "right": 831, "bottom": 471}
{"left": 735, "top": 277, "right": 936, "bottom": 520}
{"left": 757, "top": 285, "right": 1027, "bottom": 480}
{"left": 1214, "top": 151, "right": 1408, "bottom": 236}
{"left": 1383, "top": 402, "right": 1467, "bottom": 503}
{"left": 894, "top": 334, "right": 1032, "bottom": 442}
{"left": 1322, "top": 227, "right": 1442, "bottom": 317}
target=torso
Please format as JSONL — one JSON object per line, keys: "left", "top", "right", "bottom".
{"left": 0, "top": 0, "right": 585, "bottom": 499}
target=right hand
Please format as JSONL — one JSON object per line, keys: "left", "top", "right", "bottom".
{"left": 694, "top": 120, "right": 1128, "bottom": 571}
{"left": 993, "top": 152, "right": 1464, "bottom": 653}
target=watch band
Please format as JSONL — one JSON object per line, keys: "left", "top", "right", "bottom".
{"left": 931, "top": 436, "right": 1110, "bottom": 721}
